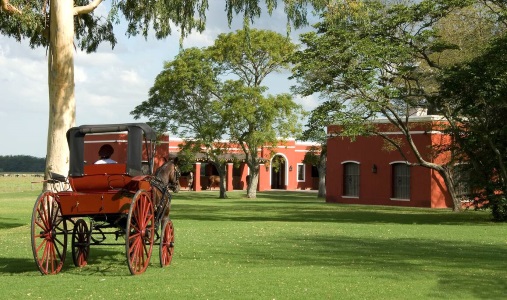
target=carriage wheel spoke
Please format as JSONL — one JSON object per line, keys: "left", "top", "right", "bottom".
{"left": 126, "top": 190, "right": 154, "bottom": 275}
{"left": 31, "top": 191, "right": 67, "bottom": 275}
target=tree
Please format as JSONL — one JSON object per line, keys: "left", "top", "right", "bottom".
{"left": 299, "top": 101, "right": 344, "bottom": 198}
{"left": 210, "top": 29, "right": 303, "bottom": 198}
{"left": 0, "top": 0, "right": 325, "bottom": 184}
{"left": 131, "top": 47, "right": 231, "bottom": 198}
{"left": 132, "top": 29, "right": 305, "bottom": 198}
{"left": 436, "top": 35, "right": 507, "bottom": 220}
{"left": 220, "top": 81, "right": 305, "bottom": 198}
{"left": 291, "top": 0, "right": 485, "bottom": 211}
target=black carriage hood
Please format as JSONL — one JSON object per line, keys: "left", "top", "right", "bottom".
{"left": 67, "top": 123, "right": 157, "bottom": 177}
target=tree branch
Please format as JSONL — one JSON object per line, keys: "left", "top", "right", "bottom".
{"left": 73, "top": 0, "right": 103, "bottom": 15}
{"left": 1, "top": 0, "right": 21, "bottom": 14}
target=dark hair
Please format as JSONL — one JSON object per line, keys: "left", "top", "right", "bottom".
{"left": 98, "top": 144, "right": 114, "bottom": 158}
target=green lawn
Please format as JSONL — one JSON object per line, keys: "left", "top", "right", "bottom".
{"left": 1, "top": 177, "right": 506, "bottom": 299}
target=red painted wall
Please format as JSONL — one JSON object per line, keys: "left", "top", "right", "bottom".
{"left": 170, "top": 138, "right": 320, "bottom": 192}
{"left": 82, "top": 133, "right": 321, "bottom": 192}
{"left": 83, "top": 133, "right": 170, "bottom": 169}
{"left": 326, "top": 117, "right": 452, "bottom": 208}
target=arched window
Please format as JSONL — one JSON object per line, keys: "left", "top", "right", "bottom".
{"left": 392, "top": 163, "right": 410, "bottom": 199}
{"left": 343, "top": 162, "right": 360, "bottom": 197}
{"left": 453, "top": 164, "right": 471, "bottom": 198}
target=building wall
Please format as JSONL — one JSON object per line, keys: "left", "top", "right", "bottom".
{"left": 170, "top": 138, "right": 320, "bottom": 191}
{"left": 76, "top": 130, "right": 320, "bottom": 192}
{"left": 83, "top": 133, "right": 170, "bottom": 169}
{"left": 326, "top": 116, "right": 453, "bottom": 208}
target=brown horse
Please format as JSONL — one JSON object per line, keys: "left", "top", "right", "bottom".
{"left": 151, "top": 157, "right": 180, "bottom": 221}
{"left": 207, "top": 175, "right": 220, "bottom": 190}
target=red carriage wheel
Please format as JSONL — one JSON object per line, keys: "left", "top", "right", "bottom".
{"left": 125, "top": 190, "right": 155, "bottom": 275}
{"left": 71, "top": 219, "right": 90, "bottom": 267}
{"left": 30, "top": 191, "right": 67, "bottom": 275}
{"left": 159, "top": 218, "right": 175, "bottom": 267}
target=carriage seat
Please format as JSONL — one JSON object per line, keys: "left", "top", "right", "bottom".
{"left": 69, "top": 164, "right": 132, "bottom": 192}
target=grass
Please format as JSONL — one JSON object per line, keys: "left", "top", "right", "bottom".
{"left": 1, "top": 176, "right": 507, "bottom": 299}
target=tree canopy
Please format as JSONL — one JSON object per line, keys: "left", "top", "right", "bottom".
{"left": 132, "top": 29, "right": 305, "bottom": 198}
{"left": 0, "top": 155, "right": 45, "bottom": 172}
{"left": 436, "top": 34, "right": 507, "bottom": 219}
{"left": 290, "top": 0, "right": 506, "bottom": 211}
{"left": 0, "top": 0, "right": 326, "bottom": 185}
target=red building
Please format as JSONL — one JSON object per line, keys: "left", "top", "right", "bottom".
{"left": 81, "top": 132, "right": 320, "bottom": 192}
{"left": 169, "top": 138, "right": 320, "bottom": 191}
{"left": 326, "top": 115, "right": 454, "bottom": 208}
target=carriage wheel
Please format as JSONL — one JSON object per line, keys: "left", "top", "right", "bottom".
{"left": 30, "top": 191, "right": 67, "bottom": 275}
{"left": 159, "top": 218, "right": 175, "bottom": 267}
{"left": 72, "top": 219, "right": 90, "bottom": 267}
{"left": 125, "top": 190, "right": 155, "bottom": 275}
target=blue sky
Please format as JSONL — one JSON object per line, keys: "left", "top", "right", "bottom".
{"left": 0, "top": 4, "right": 319, "bottom": 158}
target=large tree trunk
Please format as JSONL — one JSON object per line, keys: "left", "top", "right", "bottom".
{"left": 217, "top": 163, "right": 228, "bottom": 199}
{"left": 246, "top": 164, "right": 259, "bottom": 198}
{"left": 317, "top": 151, "right": 326, "bottom": 198}
{"left": 438, "top": 166, "right": 461, "bottom": 212}
{"left": 44, "top": 0, "right": 75, "bottom": 184}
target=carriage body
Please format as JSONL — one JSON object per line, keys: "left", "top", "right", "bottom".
{"left": 58, "top": 164, "right": 151, "bottom": 217}
{"left": 30, "top": 123, "right": 176, "bottom": 275}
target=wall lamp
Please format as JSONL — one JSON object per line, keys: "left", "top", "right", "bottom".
{"left": 372, "top": 164, "right": 378, "bottom": 174}
{"left": 289, "top": 165, "right": 293, "bottom": 172}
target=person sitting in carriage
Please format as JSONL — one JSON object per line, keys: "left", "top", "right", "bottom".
{"left": 95, "top": 144, "right": 117, "bottom": 164}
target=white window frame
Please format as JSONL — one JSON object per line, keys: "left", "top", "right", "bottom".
{"left": 297, "top": 163, "right": 305, "bottom": 182}
{"left": 342, "top": 161, "right": 360, "bottom": 198}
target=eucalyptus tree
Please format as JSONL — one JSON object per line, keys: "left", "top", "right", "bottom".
{"left": 291, "top": 0, "right": 480, "bottom": 211}
{"left": 0, "top": 0, "right": 325, "bottom": 183}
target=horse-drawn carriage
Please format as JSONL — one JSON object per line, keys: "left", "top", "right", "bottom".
{"left": 30, "top": 123, "right": 179, "bottom": 275}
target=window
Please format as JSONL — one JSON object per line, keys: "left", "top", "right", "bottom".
{"left": 453, "top": 164, "right": 471, "bottom": 198}
{"left": 392, "top": 163, "right": 410, "bottom": 199}
{"left": 311, "top": 165, "right": 319, "bottom": 178}
{"left": 200, "top": 163, "right": 207, "bottom": 177}
{"left": 297, "top": 164, "right": 305, "bottom": 182}
{"left": 343, "top": 162, "right": 360, "bottom": 197}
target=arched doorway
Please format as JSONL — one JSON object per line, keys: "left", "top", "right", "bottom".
{"left": 270, "top": 154, "right": 288, "bottom": 189}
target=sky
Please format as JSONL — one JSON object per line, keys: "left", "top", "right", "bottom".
{"left": 0, "top": 4, "right": 320, "bottom": 158}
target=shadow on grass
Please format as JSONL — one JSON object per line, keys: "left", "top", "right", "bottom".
{"left": 0, "top": 257, "right": 38, "bottom": 275}
{"left": 0, "top": 246, "right": 137, "bottom": 276}
{"left": 0, "top": 217, "right": 25, "bottom": 229}
{"left": 173, "top": 203, "right": 491, "bottom": 226}
{"left": 213, "top": 233, "right": 507, "bottom": 299}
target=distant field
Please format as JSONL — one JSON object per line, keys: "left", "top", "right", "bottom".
{"left": 0, "top": 173, "right": 45, "bottom": 193}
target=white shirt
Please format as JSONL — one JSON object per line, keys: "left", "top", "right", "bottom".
{"left": 95, "top": 158, "right": 117, "bottom": 164}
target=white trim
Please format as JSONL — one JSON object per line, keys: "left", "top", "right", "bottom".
{"left": 295, "top": 141, "right": 321, "bottom": 146}
{"left": 341, "top": 196, "right": 360, "bottom": 199}
{"left": 378, "top": 130, "right": 443, "bottom": 135}
{"left": 341, "top": 160, "right": 361, "bottom": 165}
{"left": 389, "top": 161, "right": 409, "bottom": 165}
{"left": 390, "top": 198, "right": 410, "bottom": 202}
{"left": 84, "top": 139, "right": 128, "bottom": 143}
{"left": 371, "top": 115, "right": 446, "bottom": 123}
{"left": 271, "top": 153, "right": 290, "bottom": 186}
